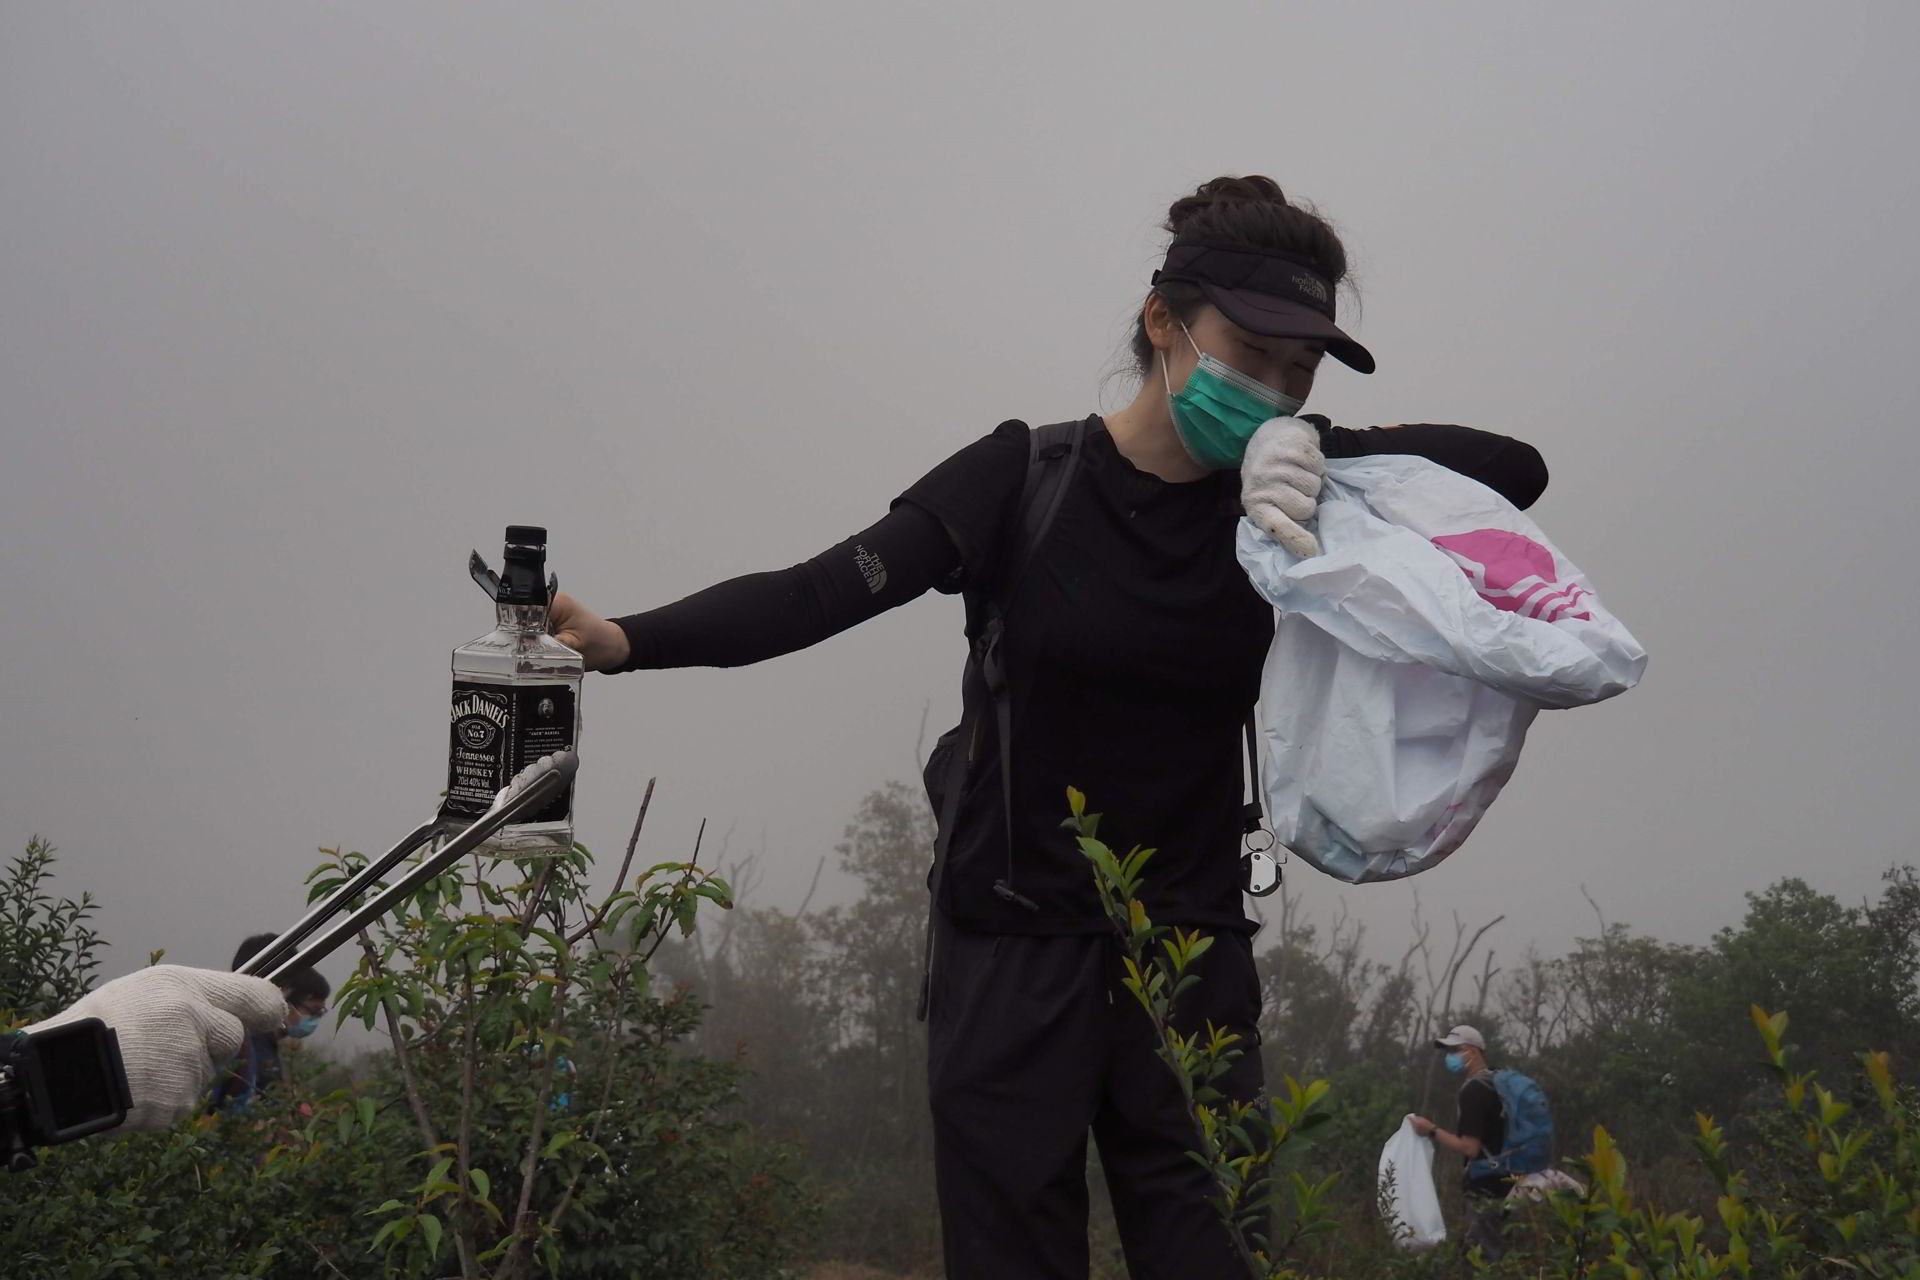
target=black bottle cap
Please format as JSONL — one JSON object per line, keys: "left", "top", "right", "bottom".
{"left": 495, "top": 525, "right": 551, "bottom": 604}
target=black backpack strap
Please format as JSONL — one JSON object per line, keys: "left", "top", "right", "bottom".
{"left": 1006, "top": 420, "right": 1087, "bottom": 604}
{"left": 1243, "top": 716, "right": 1263, "bottom": 835}
{"left": 1238, "top": 712, "right": 1284, "bottom": 897}
{"left": 915, "top": 418, "right": 1088, "bottom": 1019}
{"left": 980, "top": 419, "right": 1086, "bottom": 910}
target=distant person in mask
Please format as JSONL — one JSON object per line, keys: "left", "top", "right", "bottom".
{"left": 547, "top": 176, "right": 1549, "bottom": 1278}
{"left": 208, "top": 932, "right": 331, "bottom": 1112}
{"left": 1412, "top": 1025, "right": 1513, "bottom": 1260}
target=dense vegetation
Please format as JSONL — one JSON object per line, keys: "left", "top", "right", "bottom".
{"left": 4, "top": 785, "right": 1916, "bottom": 1277}
{"left": 668, "top": 782, "right": 1920, "bottom": 1278}
{"left": 0, "top": 819, "right": 808, "bottom": 1279}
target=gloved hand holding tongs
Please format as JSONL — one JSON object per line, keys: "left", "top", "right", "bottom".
{"left": 4, "top": 752, "right": 577, "bottom": 1161}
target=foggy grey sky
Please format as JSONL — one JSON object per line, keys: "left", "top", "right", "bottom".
{"left": 5, "top": 4, "right": 1918, "bottom": 1056}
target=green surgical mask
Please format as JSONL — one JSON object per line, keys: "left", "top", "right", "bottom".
{"left": 1163, "top": 325, "right": 1303, "bottom": 470}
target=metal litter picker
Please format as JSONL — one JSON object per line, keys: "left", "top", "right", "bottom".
{"left": 1, "top": 750, "right": 580, "bottom": 1169}
{"left": 239, "top": 749, "right": 579, "bottom": 983}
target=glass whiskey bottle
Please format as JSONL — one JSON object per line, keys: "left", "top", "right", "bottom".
{"left": 445, "top": 525, "right": 583, "bottom": 856}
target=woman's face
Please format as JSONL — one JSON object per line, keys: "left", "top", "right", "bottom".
{"left": 1156, "top": 299, "right": 1326, "bottom": 406}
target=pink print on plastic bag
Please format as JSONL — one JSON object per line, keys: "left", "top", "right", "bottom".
{"left": 1430, "top": 529, "right": 1593, "bottom": 624}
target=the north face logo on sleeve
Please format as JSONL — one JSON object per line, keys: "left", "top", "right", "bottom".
{"left": 1431, "top": 529, "right": 1593, "bottom": 623}
{"left": 852, "top": 544, "right": 888, "bottom": 594}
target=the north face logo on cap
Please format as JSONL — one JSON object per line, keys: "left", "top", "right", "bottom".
{"left": 1431, "top": 529, "right": 1593, "bottom": 623}
{"left": 1291, "top": 273, "right": 1329, "bottom": 304}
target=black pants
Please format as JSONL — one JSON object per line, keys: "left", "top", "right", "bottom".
{"left": 926, "top": 913, "right": 1265, "bottom": 1279}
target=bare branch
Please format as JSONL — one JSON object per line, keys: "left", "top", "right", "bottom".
{"left": 548, "top": 952, "right": 643, "bottom": 1232}
{"left": 515, "top": 861, "right": 561, "bottom": 934}
{"left": 452, "top": 955, "right": 481, "bottom": 1278}
{"left": 567, "top": 778, "right": 657, "bottom": 946}
{"left": 356, "top": 930, "right": 440, "bottom": 1153}
{"left": 794, "top": 854, "right": 828, "bottom": 918}
{"left": 491, "top": 900, "right": 573, "bottom": 1280}
{"left": 1417, "top": 908, "right": 1502, "bottom": 1113}
{"left": 1580, "top": 884, "right": 1611, "bottom": 936}
{"left": 1470, "top": 948, "right": 1500, "bottom": 1022}
{"left": 301, "top": 1238, "right": 355, "bottom": 1279}
{"left": 1439, "top": 915, "right": 1506, "bottom": 1027}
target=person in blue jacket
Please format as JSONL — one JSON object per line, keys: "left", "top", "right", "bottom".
{"left": 208, "top": 932, "right": 330, "bottom": 1112}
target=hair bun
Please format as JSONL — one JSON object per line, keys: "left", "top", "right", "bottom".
{"left": 1166, "top": 175, "right": 1289, "bottom": 236}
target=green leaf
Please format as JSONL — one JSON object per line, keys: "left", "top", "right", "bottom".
{"left": 422, "top": 1155, "right": 454, "bottom": 1192}
{"left": 419, "top": 1212, "right": 443, "bottom": 1259}
{"left": 470, "top": 1167, "right": 491, "bottom": 1202}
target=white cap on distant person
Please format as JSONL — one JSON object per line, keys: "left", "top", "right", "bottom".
{"left": 1433, "top": 1024, "right": 1486, "bottom": 1050}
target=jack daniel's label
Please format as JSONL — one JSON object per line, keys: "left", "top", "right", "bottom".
{"left": 445, "top": 681, "right": 576, "bottom": 823}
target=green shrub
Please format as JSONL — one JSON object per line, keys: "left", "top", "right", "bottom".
{"left": 0, "top": 836, "right": 104, "bottom": 1024}
{"left": 1067, "top": 797, "right": 1920, "bottom": 1280}
{"left": 1070, "top": 787, "right": 1338, "bottom": 1279}
{"left": 0, "top": 822, "right": 813, "bottom": 1279}
{"left": 1472, "top": 1007, "right": 1919, "bottom": 1278}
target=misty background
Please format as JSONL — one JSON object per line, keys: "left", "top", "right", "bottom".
{"left": 4, "top": 3, "right": 1916, "bottom": 1060}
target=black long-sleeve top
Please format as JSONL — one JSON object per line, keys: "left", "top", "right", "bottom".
{"left": 611, "top": 415, "right": 1546, "bottom": 933}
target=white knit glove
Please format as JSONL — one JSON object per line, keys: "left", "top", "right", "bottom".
{"left": 1241, "top": 416, "right": 1326, "bottom": 558}
{"left": 27, "top": 965, "right": 289, "bottom": 1131}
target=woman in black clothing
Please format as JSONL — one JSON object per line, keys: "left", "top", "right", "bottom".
{"left": 550, "top": 176, "right": 1546, "bottom": 1279}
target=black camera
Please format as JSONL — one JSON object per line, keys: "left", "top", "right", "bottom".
{"left": 0, "top": 1018, "right": 133, "bottom": 1172}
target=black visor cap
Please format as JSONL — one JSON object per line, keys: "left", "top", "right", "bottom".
{"left": 1155, "top": 240, "right": 1376, "bottom": 375}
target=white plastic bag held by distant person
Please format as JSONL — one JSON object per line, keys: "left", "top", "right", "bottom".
{"left": 1237, "top": 455, "right": 1646, "bottom": 884}
{"left": 1379, "top": 1116, "right": 1446, "bottom": 1250}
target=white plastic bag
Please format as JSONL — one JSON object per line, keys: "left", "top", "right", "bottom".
{"left": 1237, "top": 456, "right": 1646, "bottom": 883}
{"left": 1379, "top": 1115, "right": 1446, "bottom": 1250}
